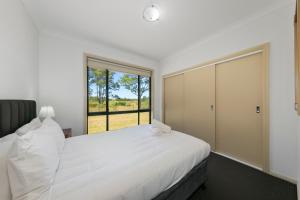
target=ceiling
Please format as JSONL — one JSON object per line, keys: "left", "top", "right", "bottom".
{"left": 22, "top": 0, "right": 284, "bottom": 60}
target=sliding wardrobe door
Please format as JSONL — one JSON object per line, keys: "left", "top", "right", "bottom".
{"left": 184, "top": 66, "right": 215, "bottom": 149}
{"left": 215, "top": 53, "right": 263, "bottom": 168}
{"left": 164, "top": 74, "right": 184, "bottom": 132}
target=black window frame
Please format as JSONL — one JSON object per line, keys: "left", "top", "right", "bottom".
{"left": 87, "top": 68, "right": 152, "bottom": 133}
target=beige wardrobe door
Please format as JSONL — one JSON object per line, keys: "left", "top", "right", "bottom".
{"left": 215, "top": 53, "right": 263, "bottom": 168}
{"left": 184, "top": 66, "right": 215, "bottom": 150}
{"left": 164, "top": 74, "right": 184, "bottom": 132}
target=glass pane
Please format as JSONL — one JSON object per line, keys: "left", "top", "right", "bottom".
{"left": 88, "top": 67, "right": 106, "bottom": 112}
{"left": 88, "top": 115, "right": 106, "bottom": 134}
{"left": 140, "top": 76, "right": 150, "bottom": 109}
{"left": 140, "top": 112, "right": 150, "bottom": 125}
{"left": 109, "top": 71, "right": 138, "bottom": 111}
{"left": 109, "top": 113, "right": 138, "bottom": 131}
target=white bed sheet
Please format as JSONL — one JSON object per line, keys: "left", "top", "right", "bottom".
{"left": 47, "top": 125, "right": 210, "bottom": 200}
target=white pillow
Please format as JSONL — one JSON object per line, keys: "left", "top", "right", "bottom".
{"left": 41, "top": 118, "right": 65, "bottom": 154}
{"left": 0, "top": 134, "right": 17, "bottom": 200}
{"left": 15, "top": 118, "right": 42, "bottom": 136}
{"left": 149, "top": 119, "right": 172, "bottom": 135}
{"left": 7, "top": 129, "right": 59, "bottom": 200}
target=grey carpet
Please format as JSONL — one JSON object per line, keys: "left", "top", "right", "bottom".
{"left": 189, "top": 153, "right": 297, "bottom": 200}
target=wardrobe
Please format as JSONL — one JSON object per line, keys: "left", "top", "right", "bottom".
{"left": 163, "top": 45, "right": 269, "bottom": 171}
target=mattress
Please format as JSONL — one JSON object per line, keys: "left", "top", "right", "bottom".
{"left": 47, "top": 125, "right": 210, "bottom": 200}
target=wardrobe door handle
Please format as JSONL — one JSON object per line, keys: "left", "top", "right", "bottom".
{"left": 256, "top": 106, "right": 260, "bottom": 113}
{"left": 211, "top": 105, "right": 214, "bottom": 111}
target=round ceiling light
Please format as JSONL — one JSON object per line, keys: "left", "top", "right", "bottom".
{"left": 143, "top": 5, "right": 160, "bottom": 22}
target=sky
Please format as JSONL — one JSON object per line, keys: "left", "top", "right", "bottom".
{"left": 111, "top": 72, "right": 136, "bottom": 99}
{"left": 89, "top": 71, "right": 149, "bottom": 99}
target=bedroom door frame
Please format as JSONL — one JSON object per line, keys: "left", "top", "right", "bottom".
{"left": 162, "top": 43, "right": 270, "bottom": 173}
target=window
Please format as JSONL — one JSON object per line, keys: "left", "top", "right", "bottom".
{"left": 87, "top": 58, "right": 152, "bottom": 134}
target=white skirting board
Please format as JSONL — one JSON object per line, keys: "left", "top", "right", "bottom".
{"left": 212, "top": 151, "right": 297, "bottom": 184}
{"left": 297, "top": 185, "right": 299, "bottom": 200}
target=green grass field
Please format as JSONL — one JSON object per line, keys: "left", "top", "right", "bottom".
{"left": 88, "top": 112, "right": 150, "bottom": 134}
{"left": 88, "top": 98, "right": 150, "bottom": 134}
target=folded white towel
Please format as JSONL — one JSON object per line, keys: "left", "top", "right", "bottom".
{"left": 149, "top": 119, "right": 172, "bottom": 135}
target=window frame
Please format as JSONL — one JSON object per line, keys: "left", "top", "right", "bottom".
{"left": 86, "top": 58, "right": 152, "bottom": 133}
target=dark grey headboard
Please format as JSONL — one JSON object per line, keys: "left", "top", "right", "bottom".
{"left": 0, "top": 100, "right": 36, "bottom": 138}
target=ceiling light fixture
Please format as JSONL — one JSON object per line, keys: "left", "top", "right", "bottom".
{"left": 143, "top": 4, "right": 160, "bottom": 22}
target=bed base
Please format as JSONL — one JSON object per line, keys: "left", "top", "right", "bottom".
{"left": 153, "top": 156, "right": 208, "bottom": 200}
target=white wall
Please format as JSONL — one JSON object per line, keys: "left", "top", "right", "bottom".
{"left": 39, "top": 32, "right": 160, "bottom": 136}
{"left": 160, "top": 1, "right": 297, "bottom": 181}
{"left": 0, "top": 0, "right": 38, "bottom": 100}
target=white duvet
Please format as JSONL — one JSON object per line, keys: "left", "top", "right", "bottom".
{"left": 46, "top": 125, "right": 210, "bottom": 200}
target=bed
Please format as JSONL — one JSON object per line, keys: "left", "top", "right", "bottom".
{"left": 0, "top": 100, "right": 210, "bottom": 200}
